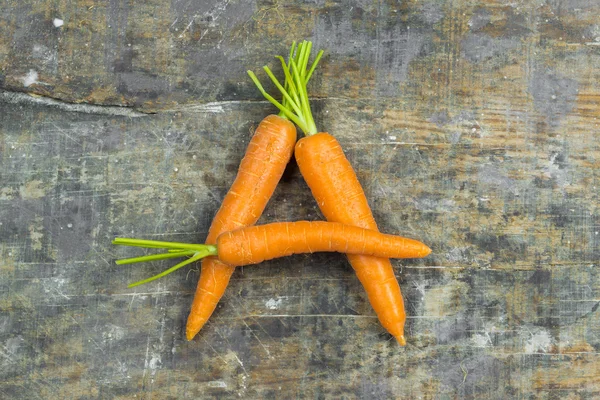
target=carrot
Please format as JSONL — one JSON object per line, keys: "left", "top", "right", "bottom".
{"left": 295, "top": 135, "right": 410, "bottom": 344}
{"left": 113, "top": 221, "right": 430, "bottom": 275}
{"left": 167, "top": 42, "right": 320, "bottom": 341}
{"left": 248, "top": 41, "right": 429, "bottom": 345}
{"left": 184, "top": 43, "right": 311, "bottom": 341}
{"left": 184, "top": 114, "right": 295, "bottom": 341}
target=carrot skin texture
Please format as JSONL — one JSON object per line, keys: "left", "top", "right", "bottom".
{"left": 294, "top": 132, "right": 412, "bottom": 345}
{"left": 186, "top": 115, "right": 296, "bottom": 341}
{"left": 216, "top": 221, "right": 431, "bottom": 267}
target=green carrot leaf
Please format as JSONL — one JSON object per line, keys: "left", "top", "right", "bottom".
{"left": 112, "top": 237, "right": 217, "bottom": 288}
{"left": 127, "top": 251, "right": 208, "bottom": 288}
{"left": 247, "top": 41, "right": 324, "bottom": 136}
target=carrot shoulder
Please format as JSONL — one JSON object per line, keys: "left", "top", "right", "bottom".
{"left": 185, "top": 115, "right": 296, "bottom": 341}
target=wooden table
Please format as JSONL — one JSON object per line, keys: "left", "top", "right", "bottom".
{"left": 1, "top": 1, "right": 599, "bottom": 398}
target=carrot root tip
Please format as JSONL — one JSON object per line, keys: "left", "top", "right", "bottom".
{"left": 395, "top": 334, "right": 407, "bottom": 346}
{"left": 423, "top": 245, "right": 432, "bottom": 257}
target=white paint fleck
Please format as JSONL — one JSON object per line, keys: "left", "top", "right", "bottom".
{"left": 53, "top": 18, "right": 64, "bottom": 27}
{"left": 102, "top": 324, "right": 126, "bottom": 342}
{"left": 1, "top": 336, "right": 24, "bottom": 365}
{"left": 472, "top": 333, "right": 492, "bottom": 347}
{"left": 0, "top": 318, "right": 9, "bottom": 334}
{"left": 207, "top": 380, "right": 227, "bottom": 388}
{"left": 265, "top": 297, "right": 283, "bottom": 310}
{"left": 42, "top": 277, "right": 70, "bottom": 300}
{"left": 21, "top": 70, "right": 39, "bottom": 87}
{"left": 525, "top": 329, "right": 553, "bottom": 353}
{"left": 148, "top": 353, "right": 161, "bottom": 376}
{"left": 413, "top": 280, "right": 427, "bottom": 299}
{"left": 446, "top": 247, "right": 470, "bottom": 263}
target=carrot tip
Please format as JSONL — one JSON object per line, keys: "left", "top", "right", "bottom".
{"left": 423, "top": 245, "right": 432, "bottom": 257}
{"left": 186, "top": 318, "right": 205, "bottom": 341}
{"left": 395, "top": 334, "right": 407, "bottom": 346}
{"left": 185, "top": 327, "right": 198, "bottom": 341}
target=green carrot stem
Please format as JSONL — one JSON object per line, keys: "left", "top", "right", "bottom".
{"left": 116, "top": 250, "right": 198, "bottom": 265}
{"left": 306, "top": 50, "right": 324, "bottom": 83}
{"left": 247, "top": 71, "right": 301, "bottom": 126}
{"left": 127, "top": 250, "right": 210, "bottom": 288}
{"left": 275, "top": 56, "right": 301, "bottom": 110}
{"left": 289, "top": 57, "right": 315, "bottom": 134}
{"left": 277, "top": 41, "right": 298, "bottom": 119}
{"left": 248, "top": 40, "right": 323, "bottom": 136}
{"left": 112, "top": 237, "right": 218, "bottom": 288}
{"left": 299, "top": 41, "right": 311, "bottom": 72}
{"left": 263, "top": 66, "right": 302, "bottom": 117}
{"left": 112, "top": 237, "right": 211, "bottom": 251}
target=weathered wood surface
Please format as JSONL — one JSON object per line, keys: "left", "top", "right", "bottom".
{"left": 1, "top": 0, "right": 600, "bottom": 398}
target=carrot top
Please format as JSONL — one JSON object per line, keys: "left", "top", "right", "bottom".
{"left": 247, "top": 41, "right": 323, "bottom": 136}
{"left": 112, "top": 238, "right": 217, "bottom": 288}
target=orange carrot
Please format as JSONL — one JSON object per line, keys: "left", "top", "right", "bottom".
{"left": 185, "top": 114, "right": 296, "bottom": 340}
{"left": 114, "top": 220, "right": 430, "bottom": 268}
{"left": 183, "top": 41, "right": 324, "bottom": 340}
{"left": 217, "top": 221, "right": 430, "bottom": 266}
{"left": 113, "top": 43, "right": 323, "bottom": 342}
{"left": 295, "top": 134, "right": 409, "bottom": 344}
{"left": 248, "top": 41, "right": 429, "bottom": 345}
